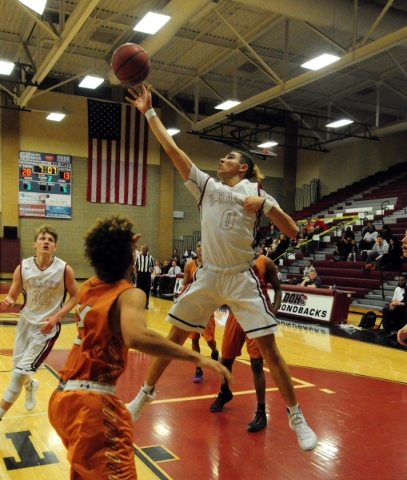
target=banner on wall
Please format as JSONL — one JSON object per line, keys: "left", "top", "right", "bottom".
{"left": 18, "top": 151, "right": 72, "bottom": 218}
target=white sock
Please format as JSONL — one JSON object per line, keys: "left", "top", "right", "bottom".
{"left": 143, "top": 382, "right": 155, "bottom": 394}
{"left": 287, "top": 403, "right": 300, "bottom": 415}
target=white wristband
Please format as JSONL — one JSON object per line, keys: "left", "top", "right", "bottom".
{"left": 262, "top": 198, "right": 276, "bottom": 214}
{"left": 145, "top": 108, "right": 157, "bottom": 120}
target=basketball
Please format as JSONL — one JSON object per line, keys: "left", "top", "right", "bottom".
{"left": 111, "top": 43, "right": 150, "bottom": 85}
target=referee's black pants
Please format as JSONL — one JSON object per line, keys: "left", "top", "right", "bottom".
{"left": 136, "top": 272, "right": 151, "bottom": 308}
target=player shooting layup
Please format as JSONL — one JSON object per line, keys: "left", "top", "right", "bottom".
{"left": 125, "top": 84, "right": 317, "bottom": 451}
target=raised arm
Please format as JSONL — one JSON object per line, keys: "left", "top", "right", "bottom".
{"left": 126, "top": 84, "right": 193, "bottom": 181}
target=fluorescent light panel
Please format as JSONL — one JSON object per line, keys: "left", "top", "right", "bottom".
{"left": 134, "top": 12, "right": 171, "bottom": 34}
{"left": 0, "top": 60, "right": 15, "bottom": 75}
{"left": 301, "top": 54, "right": 340, "bottom": 71}
{"left": 326, "top": 119, "right": 354, "bottom": 128}
{"left": 167, "top": 128, "right": 180, "bottom": 136}
{"left": 46, "top": 113, "right": 66, "bottom": 122}
{"left": 19, "top": 0, "right": 47, "bottom": 15}
{"left": 215, "top": 100, "right": 241, "bottom": 110}
{"left": 79, "top": 76, "right": 104, "bottom": 89}
{"left": 258, "top": 141, "right": 278, "bottom": 148}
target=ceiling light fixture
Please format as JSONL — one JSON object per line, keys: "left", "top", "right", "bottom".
{"left": 258, "top": 141, "right": 278, "bottom": 148}
{"left": 167, "top": 128, "right": 180, "bottom": 136}
{"left": 301, "top": 54, "right": 340, "bottom": 71}
{"left": 326, "top": 119, "right": 354, "bottom": 128}
{"left": 46, "top": 112, "right": 66, "bottom": 122}
{"left": 215, "top": 100, "right": 241, "bottom": 110}
{"left": 79, "top": 76, "right": 104, "bottom": 89}
{"left": 134, "top": 12, "right": 171, "bottom": 34}
{"left": 0, "top": 60, "right": 15, "bottom": 75}
{"left": 18, "top": 0, "right": 47, "bottom": 15}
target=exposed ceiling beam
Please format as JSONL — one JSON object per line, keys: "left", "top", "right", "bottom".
{"left": 18, "top": 0, "right": 103, "bottom": 107}
{"left": 193, "top": 23, "right": 407, "bottom": 131}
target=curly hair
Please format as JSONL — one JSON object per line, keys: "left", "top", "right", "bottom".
{"left": 34, "top": 224, "right": 58, "bottom": 243}
{"left": 84, "top": 216, "right": 135, "bottom": 283}
{"left": 236, "top": 151, "right": 265, "bottom": 181}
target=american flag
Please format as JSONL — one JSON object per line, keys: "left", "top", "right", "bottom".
{"left": 87, "top": 99, "right": 148, "bottom": 206}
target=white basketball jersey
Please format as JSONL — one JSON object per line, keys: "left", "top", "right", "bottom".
{"left": 185, "top": 165, "right": 278, "bottom": 270}
{"left": 20, "top": 256, "right": 67, "bottom": 326}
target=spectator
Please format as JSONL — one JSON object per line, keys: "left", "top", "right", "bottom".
{"left": 265, "top": 224, "right": 280, "bottom": 246}
{"left": 334, "top": 232, "right": 353, "bottom": 261}
{"left": 382, "top": 274, "right": 406, "bottom": 335}
{"left": 313, "top": 217, "right": 327, "bottom": 234}
{"left": 301, "top": 270, "right": 322, "bottom": 288}
{"left": 363, "top": 233, "right": 389, "bottom": 264}
{"left": 181, "top": 246, "right": 196, "bottom": 267}
{"left": 151, "top": 260, "right": 170, "bottom": 294}
{"left": 269, "top": 233, "right": 290, "bottom": 261}
{"left": 151, "top": 260, "right": 161, "bottom": 283}
{"left": 344, "top": 226, "right": 355, "bottom": 241}
{"left": 266, "top": 247, "right": 274, "bottom": 258}
{"left": 304, "top": 218, "right": 313, "bottom": 229}
{"left": 158, "top": 260, "right": 181, "bottom": 293}
{"left": 300, "top": 227, "right": 316, "bottom": 257}
{"left": 377, "top": 236, "right": 403, "bottom": 270}
{"left": 171, "top": 249, "right": 181, "bottom": 266}
{"left": 302, "top": 260, "right": 315, "bottom": 280}
{"left": 361, "top": 220, "right": 374, "bottom": 237}
{"left": 359, "top": 223, "right": 378, "bottom": 251}
{"left": 380, "top": 224, "right": 392, "bottom": 243}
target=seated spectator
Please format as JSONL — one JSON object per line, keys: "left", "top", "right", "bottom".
{"left": 301, "top": 270, "right": 322, "bottom": 288}
{"left": 363, "top": 234, "right": 389, "bottom": 264}
{"left": 361, "top": 220, "right": 374, "bottom": 237}
{"left": 359, "top": 223, "right": 377, "bottom": 250}
{"left": 181, "top": 246, "right": 197, "bottom": 266}
{"left": 313, "top": 217, "right": 327, "bottom": 234}
{"left": 295, "top": 226, "right": 308, "bottom": 250}
{"left": 152, "top": 259, "right": 161, "bottom": 277}
{"left": 377, "top": 236, "right": 403, "bottom": 270}
{"left": 344, "top": 226, "right": 355, "bottom": 241}
{"left": 265, "top": 224, "right": 280, "bottom": 246}
{"left": 304, "top": 217, "right": 313, "bottom": 229}
{"left": 171, "top": 249, "right": 181, "bottom": 266}
{"left": 257, "top": 242, "right": 267, "bottom": 253}
{"left": 334, "top": 232, "right": 353, "bottom": 261}
{"left": 269, "top": 233, "right": 290, "bottom": 261}
{"left": 158, "top": 260, "right": 181, "bottom": 293}
{"left": 300, "top": 227, "right": 317, "bottom": 257}
{"left": 381, "top": 274, "right": 406, "bottom": 335}
{"left": 302, "top": 260, "right": 315, "bottom": 281}
{"left": 380, "top": 224, "right": 392, "bottom": 243}
{"left": 271, "top": 238, "right": 280, "bottom": 252}
{"left": 151, "top": 260, "right": 170, "bottom": 294}
{"left": 266, "top": 247, "right": 274, "bottom": 258}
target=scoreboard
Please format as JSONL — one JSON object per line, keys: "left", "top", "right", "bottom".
{"left": 19, "top": 151, "right": 72, "bottom": 218}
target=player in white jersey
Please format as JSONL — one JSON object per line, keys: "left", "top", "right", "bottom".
{"left": 0, "top": 225, "right": 78, "bottom": 419}
{"left": 125, "top": 85, "right": 317, "bottom": 451}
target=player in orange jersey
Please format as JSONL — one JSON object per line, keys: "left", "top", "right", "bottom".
{"left": 48, "top": 216, "right": 231, "bottom": 479}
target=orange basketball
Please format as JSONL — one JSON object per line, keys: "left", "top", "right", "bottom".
{"left": 111, "top": 43, "right": 150, "bottom": 85}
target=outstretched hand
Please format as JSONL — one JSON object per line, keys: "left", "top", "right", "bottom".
{"left": 126, "top": 84, "right": 153, "bottom": 114}
{"left": 197, "top": 356, "right": 233, "bottom": 384}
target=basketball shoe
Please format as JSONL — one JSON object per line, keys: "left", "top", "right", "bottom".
{"left": 127, "top": 385, "right": 156, "bottom": 422}
{"left": 247, "top": 409, "right": 267, "bottom": 432}
{"left": 210, "top": 389, "right": 233, "bottom": 412}
{"left": 288, "top": 408, "right": 318, "bottom": 450}
{"left": 25, "top": 379, "right": 39, "bottom": 411}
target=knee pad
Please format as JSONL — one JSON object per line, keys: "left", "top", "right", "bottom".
{"left": 3, "top": 372, "right": 28, "bottom": 403}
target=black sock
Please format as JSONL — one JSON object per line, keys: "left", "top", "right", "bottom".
{"left": 257, "top": 403, "right": 266, "bottom": 412}
{"left": 196, "top": 367, "right": 202, "bottom": 372}
{"left": 221, "top": 384, "right": 230, "bottom": 393}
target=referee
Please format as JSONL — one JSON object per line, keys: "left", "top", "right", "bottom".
{"left": 135, "top": 244, "right": 154, "bottom": 309}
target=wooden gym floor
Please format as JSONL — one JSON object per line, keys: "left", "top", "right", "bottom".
{"left": 0, "top": 288, "right": 406, "bottom": 479}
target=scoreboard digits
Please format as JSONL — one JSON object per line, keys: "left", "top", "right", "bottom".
{"left": 19, "top": 161, "right": 71, "bottom": 195}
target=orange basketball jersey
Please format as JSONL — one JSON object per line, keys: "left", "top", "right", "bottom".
{"left": 58, "top": 277, "right": 134, "bottom": 385}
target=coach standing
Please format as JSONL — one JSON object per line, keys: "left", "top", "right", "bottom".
{"left": 136, "top": 244, "right": 154, "bottom": 309}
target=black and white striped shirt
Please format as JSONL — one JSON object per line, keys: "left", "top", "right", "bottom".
{"left": 136, "top": 253, "right": 154, "bottom": 273}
